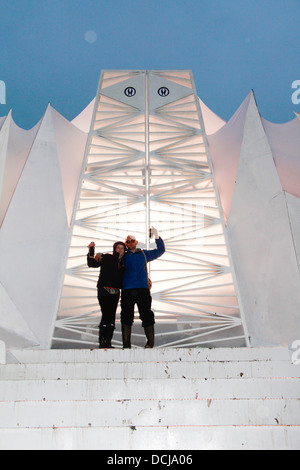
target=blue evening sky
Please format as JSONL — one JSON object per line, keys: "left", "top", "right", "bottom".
{"left": 0, "top": 0, "right": 299, "bottom": 129}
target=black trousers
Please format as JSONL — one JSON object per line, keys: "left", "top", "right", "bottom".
{"left": 121, "top": 288, "right": 155, "bottom": 328}
{"left": 97, "top": 287, "right": 120, "bottom": 329}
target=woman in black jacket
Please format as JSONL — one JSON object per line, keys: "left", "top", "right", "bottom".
{"left": 87, "top": 241, "right": 126, "bottom": 348}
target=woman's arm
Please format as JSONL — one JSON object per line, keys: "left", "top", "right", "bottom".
{"left": 87, "top": 242, "right": 102, "bottom": 268}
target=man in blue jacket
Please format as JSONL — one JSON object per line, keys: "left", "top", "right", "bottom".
{"left": 121, "top": 227, "right": 165, "bottom": 349}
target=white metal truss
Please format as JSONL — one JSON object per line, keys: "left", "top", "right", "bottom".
{"left": 52, "top": 70, "right": 249, "bottom": 348}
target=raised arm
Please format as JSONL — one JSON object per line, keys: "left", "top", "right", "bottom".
{"left": 87, "top": 242, "right": 102, "bottom": 268}
{"left": 144, "top": 228, "right": 165, "bottom": 262}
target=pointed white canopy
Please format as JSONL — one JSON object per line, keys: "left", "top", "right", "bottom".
{"left": 227, "top": 92, "right": 300, "bottom": 346}
{"left": 0, "top": 105, "right": 87, "bottom": 348}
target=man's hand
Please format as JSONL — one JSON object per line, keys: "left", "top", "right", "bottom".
{"left": 88, "top": 242, "right": 95, "bottom": 249}
{"left": 152, "top": 226, "right": 159, "bottom": 239}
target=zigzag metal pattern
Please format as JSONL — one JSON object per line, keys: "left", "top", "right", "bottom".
{"left": 53, "top": 70, "right": 247, "bottom": 348}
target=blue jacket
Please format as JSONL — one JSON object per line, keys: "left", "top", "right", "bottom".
{"left": 122, "top": 237, "right": 165, "bottom": 290}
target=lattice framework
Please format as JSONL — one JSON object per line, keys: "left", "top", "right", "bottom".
{"left": 53, "top": 70, "right": 248, "bottom": 348}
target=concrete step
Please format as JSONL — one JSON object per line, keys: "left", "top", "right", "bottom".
{"left": 0, "top": 398, "right": 299, "bottom": 428}
{"left": 0, "top": 425, "right": 299, "bottom": 450}
{"left": 7, "top": 347, "right": 292, "bottom": 364}
{"left": 1, "top": 346, "right": 299, "bottom": 450}
{"left": 0, "top": 377, "right": 299, "bottom": 401}
{"left": 1, "top": 360, "right": 299, "bottom": 380}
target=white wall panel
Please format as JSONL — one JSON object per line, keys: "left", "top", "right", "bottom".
{"left": 51, "top": 107, "right": 88, "bottom": 226}
{"left": 227, "top": 93, "right": 300, "bottom": 346}
{"left": 285, "top": 192, "right": 300, "bottom": 273}
{"left": 0, "top": 119, "right": 39, "bottom": 228}
{"left": 262, "top": 117, "right": 300, "bottom": 199}
{"left": 0, "top": 105, "right": 69, "bottom": 348}
{"left": 207, "top": 94, "right": 251, "bottom": 223}
{"left": 0, "top": 282, "right": 39, "bottom": 347}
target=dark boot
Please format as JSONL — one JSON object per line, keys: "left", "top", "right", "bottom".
{"left": 106, "top": 325, "right": 115, "bottom": 349}
{"left": 144, "top": 325, "right": 155, "bottom": 348}
{"left": 122, "top": 324, "right": 132, "bottom": 349}
{"left": 99, "top": 325, "right": 107, "bottom": 349}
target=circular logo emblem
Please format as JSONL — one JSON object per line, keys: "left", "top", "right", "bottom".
{"left": 158, "top": 87, "right": 170, "bottom": 97}
{"left": 124, "top": 87, "right": 136, "bottom": 97}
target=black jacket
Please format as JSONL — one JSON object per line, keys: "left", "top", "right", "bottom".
{"left": 87, "top": 248, "right": 124, "bottom": 289}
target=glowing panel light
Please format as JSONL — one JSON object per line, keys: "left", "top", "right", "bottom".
{"left": 53, "top": 70, "right": 248, "bottom": 348}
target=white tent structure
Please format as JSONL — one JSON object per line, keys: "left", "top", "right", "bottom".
{"left": 0, "top": 70, "right": 299, "bottom": 350}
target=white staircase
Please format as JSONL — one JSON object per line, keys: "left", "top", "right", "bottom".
{"left": 0, "top": 347, "right": 299, "bottom": 450}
